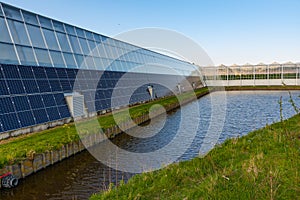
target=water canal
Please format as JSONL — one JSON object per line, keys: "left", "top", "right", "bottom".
{"left": 1, "top": 90, "right": 300, "bottom": 200}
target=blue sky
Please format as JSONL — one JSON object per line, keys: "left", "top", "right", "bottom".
{"left": 2, "top": 0, "right": 300, "bottom": 65}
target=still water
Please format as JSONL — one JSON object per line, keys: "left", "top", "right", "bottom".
{"left": 1, "top": 91, "right": 300, "bottom": 200}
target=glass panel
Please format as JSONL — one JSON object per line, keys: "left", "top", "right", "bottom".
{"left": 88, "top": 40, "right": 96, "bottom": 51}
{"left": 26, "top": 24, "right": 46, "bottom": 48}
{"left": 85, "top": 31, "right": 94, "bottom": 41}
{"left": 22, "top": 10, "right": 38, "bottom": 25}
{"left": 75, "top": 27, "right": 85, "bottom": 38}
{"left": 56, "top": 32, "right": 71, "bottom": 52}
{"left": 97, "top": 43, "right": 107, "bottom": 58}
{"left": 34, "top": 48, "right": 52, "bottom": 66}
{"left": 2, "top": 4, "right": 22, "bottom": 21}
{"left": 16, "top": 45, "right": 37, "bottom": 65}
{"left": 42, "top": 28, "right": 59, "bottom": 50}
{"left": 0, "top": 17, "right": 12, "bottom": 43}
{"left": 93, "top": 33, "right": 100, "bottom": 42}
{"left": 0, "top": 42, "right": 18, "bottom": 64}
{"left": 52, "top": 20, "right": 64, "bottom": 32}
{"left": 0, "top": 4, "right": 3, "bottom": 16}
{"left": 99, "top": 35, "right": 108, "bottom": 42}
{"left": 7, "top": 19, "right": 30, "bottom": 46}
{"left": 65, "top": 24, "right": 75, "bottom": 35}
{"left": 85, "top": 56, "right": 95, "bottom": 69}
{"left": 49, "top": 50, "right": 65, "bottom": 67}
{"left": 78, "top": 37, "right": 90, "bottom": 55}
{"left": 87, "top": 40, "right": 97, "bottom": 54}
{"left": 63, "top": 52, "right": 77, "bottom": 68}
{"left": 103, "top": 44, "right": 113, "bottom": 59}
{"left": 69, "top": 35, "right": 82, "bottom": 54}
{"left": 38, "top": 15, "right": 53, "bottom": 29}
{"left": 74, "top": 54, "right": 86, "bottom": 68}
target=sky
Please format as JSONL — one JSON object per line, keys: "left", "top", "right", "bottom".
{"left": 2, "top": 0, "right": 300, "bottom": 66}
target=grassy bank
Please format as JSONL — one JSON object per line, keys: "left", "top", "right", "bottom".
{"left": 91, "top": 114, "right": 300, "bottom": 199}
{"left": 0, "top": 87, "right": 208, "bottom": 169}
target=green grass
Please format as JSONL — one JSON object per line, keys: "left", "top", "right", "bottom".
{"left": 0, "top": 88, "right": 208, "bottom": 169}
{"left": 90, "top": 114, "right": 300, "bottom": 200}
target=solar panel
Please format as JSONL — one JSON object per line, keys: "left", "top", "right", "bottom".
{"left": 12, "top": 96, "right": 31, "bottom": 111}
{"left": 28, "top": 95, "right": 44, "bottom": 109}
{"left": 23, "top": 79, "right": 39, "bottom": 94}
{"left": 0, "top": 80, "right": 9, "bottom": 95}
{"left": 18, "top": 111, "right": 36, "bottom": 127}
{"left": 46, "top": 107, "right": 61, "bottom": 121}
{"left": 33, "top": 109, "right": 49, "bottom": 124}
{"left": 18, "top": 65, "right": 35, "bottom": 79}
{"left": 0, "top": 113, "right": 20, "bottom": 131}
{"left": 7, "top": 80, "right": 25, "bottom": 94}
{"left": 57, "top": 105, "right": 71, "bottom": 118}
{"left": 2, "top": 64, "right": 20, "bottom": 78}
{"left": 0, "top": 97, "right": 15, "bottom": 114}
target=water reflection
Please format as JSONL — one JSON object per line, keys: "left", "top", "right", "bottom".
{"left": 1, "top": 91, "right": 299, "bottom": 200}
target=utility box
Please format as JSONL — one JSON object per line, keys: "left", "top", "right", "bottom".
{"left": 64, "top": 93, "right": 86, "bottom": 118}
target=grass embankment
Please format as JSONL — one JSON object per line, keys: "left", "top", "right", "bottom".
{"left": 0, "top": 87, "right": 208, "bottom": 169}
{"left": 91, "top": 115, "right": 300, "bottom": 200}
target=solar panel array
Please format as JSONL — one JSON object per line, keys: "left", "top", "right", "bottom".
{"left": 0, "top": 3, "right": 202, "bottom": 134}
{"left": 0, "top": 63, "right": 183, "bottom": 133}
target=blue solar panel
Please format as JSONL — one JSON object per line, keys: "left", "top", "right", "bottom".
{"left": 44, "top": 67, "right": 58, "bottom": 79}
{"left": 49, "top": 80, "right": 62, "bottom": 92}
{"left": 18, "top": 65, "right": 35, "bottom": 79}
{"left": 0, "top": 113, "right": 20, "bottom": 131}
{"left": 28, "top": 95, "right": 44, "bottom": 109}
{"left": 17, "top": 111, "right": 35, "bottom": 127}
{"left": 60, "top": 80, "right": 72, "bottom": 91}
{"left": 0, "top": 97, "right": 15, "bottom": 114}
{"left": 13, "top": 96, "right": 31, "bottom": 111}
{"left": 0, "top": 65, "right": 5, "bottom": 79}
{"left": 33, "top": 109, "right": 49, "bottom": 124}
{"left": 33, "top": 67, "right": 47, "bottom": 79}
{"left": 68, "top": 78, "right": 75, "bottom": 89}
{"left": 36, "top": 80, "right": 51, "bottom": 93}
{"left": 2, "top": 64, "right": 20, "bottom": 79}
{"left": 56, "top": 68, "right": 68, "bottom": 79}
{"left": 7, "top": 80, "right": 25, "bottom": 94}
{"left": 66, "top": 69, "right": 77, "bottom": 79}
{"left": 42, "top": 94, "right": 56, "bottom": 107}
{"left": 53, "top": 93, "right": 65, "bottom": 106}
{"left": 0, "top": 80, "right": 9, "bottom": 95}
{"left": 0, "top": 63, "right": 180, "bottom": 134}
{"left": 57, "top": 105, "right": 70, "bottom": 118}
{"left": 23, "top": 80, "right": 39, "bottom": 94}
{"left": 46, "top": 107, "right": 61, "bottom": 121}
{"left": 0, "top": 122, "right": 3, "bottom": 133}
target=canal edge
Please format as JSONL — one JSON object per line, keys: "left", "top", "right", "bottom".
{"left": 0, "top": 90, "right": 210, "bottom": 188}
